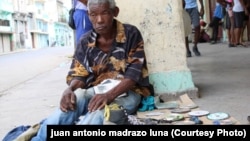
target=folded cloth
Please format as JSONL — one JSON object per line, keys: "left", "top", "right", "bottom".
{"left": 138, "top": 96, "right": 155, "bottom": 112}
{"left": 14, "top": 123, "right": 40, "bottom": 141}
{"left": 3, "top": 125, "right": 30, "bottom": 141}
{"left": 3, "top": 123, "right": 40, "bottom": 141}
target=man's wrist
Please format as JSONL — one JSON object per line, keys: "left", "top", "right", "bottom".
{"left": 67, "top": 86, "right": 74, "bottom": 92}
{"left": 105, "top": 92, "right": 116, "bottom": 103}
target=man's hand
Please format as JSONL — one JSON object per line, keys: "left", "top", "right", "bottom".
{"left": 88, "top": 78, "right": 136, "bottom": 112}
{"left": 199, "top": 7, "right": 204, "bottom": 17}
{"left": 199, "top": 0, "right": 204, "bottom": 18}
{"left": 87, "top": 94, "right": 111, "bottom": 112}
{"left": 60, "top": 87, "right": 77, "bottom": 112}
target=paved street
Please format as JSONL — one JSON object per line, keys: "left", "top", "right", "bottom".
{"left": 0, "top": 47, "right": 75, "bottom": 96}
{"left": 0, "top": 46, "right": 74, "bottom": 139}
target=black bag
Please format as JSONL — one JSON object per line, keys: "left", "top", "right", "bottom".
{"left": 68, "top": 8, "right": 76, "bottom": 29}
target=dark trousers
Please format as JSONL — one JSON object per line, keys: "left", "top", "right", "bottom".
{"left": 209, "top": 17, "right": 221, "bottom": 42}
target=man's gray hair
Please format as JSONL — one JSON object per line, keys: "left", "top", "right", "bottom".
{"left": 87, "top": 0, "right": 116, "bottom": 10}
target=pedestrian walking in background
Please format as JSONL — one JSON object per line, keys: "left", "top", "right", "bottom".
{"left": 182, "top": 7, "right": 192, "bottom": 57}
{"left": 183, "top": 0, "right": 204, "bottom": 57}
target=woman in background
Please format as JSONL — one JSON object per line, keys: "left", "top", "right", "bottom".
{"left": 232, "top": 0, "right": 248, "bottom": 47}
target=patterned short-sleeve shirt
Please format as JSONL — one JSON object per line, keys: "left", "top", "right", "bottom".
{"left": 66, "top": 20, "right": 152, "bottom": 97}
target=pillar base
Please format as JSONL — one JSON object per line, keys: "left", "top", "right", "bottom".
{"left": 149, "top": 70, "right": 199, "bottom": 99}
{"left": 156, "top": 87, "right": 199, "bottom": 102}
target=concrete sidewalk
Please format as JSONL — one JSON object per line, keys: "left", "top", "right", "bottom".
{"left": 0, "top": 60, "right": 71, "bottom": 139}
{"left": 188, "top": 41, "right": 250, "bottom": 125}
{"left": 1, "top": 41, "right": 250, "bottom": 139}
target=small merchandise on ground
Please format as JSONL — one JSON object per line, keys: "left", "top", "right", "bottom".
{"left": 135, "top": 94, "right": 239, "bottom": 125}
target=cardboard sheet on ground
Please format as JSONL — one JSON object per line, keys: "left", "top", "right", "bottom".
{"left": 137, "top": 94, "right": 240, "bottom": 125}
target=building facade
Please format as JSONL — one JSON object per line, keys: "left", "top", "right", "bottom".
{"left": 0, "top": 0, "right": 14, "bottom": 53}
{"left": 0, "top": 0, "right": 73, "bottom": 54}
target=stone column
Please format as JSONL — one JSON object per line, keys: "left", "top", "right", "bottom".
{"left": 117, "top": 0, "right": 198, "bottom": 98}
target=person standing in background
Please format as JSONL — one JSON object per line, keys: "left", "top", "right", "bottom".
{"left": 209, "top": 1, "right": 225, "bottom": 44}
{"left": 245, "top": 0, "right": 250, "bottom": 41}
{"left": 225, "top": 0, "right": 236, "bottom": 47}
{"left": 73, "top": 0, "right": 93, "bottom": 44}
{"left": 241, "top": 0, "right": 250, "bottom": 43}
{"left": 232, "top": 0, "right": 248, "bottom": 47}
{"left": 183, "top": 0, "right": 204, "bottom": 57}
